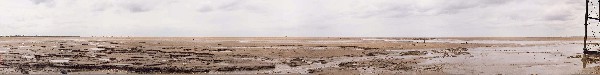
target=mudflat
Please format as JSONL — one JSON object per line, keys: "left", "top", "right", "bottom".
{"left": 0, "top": 37, "right": 595, "bottom": 74}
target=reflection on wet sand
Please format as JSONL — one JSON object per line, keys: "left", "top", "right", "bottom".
{"left": 582, "top": 54, "right": 600, "bottom": 68}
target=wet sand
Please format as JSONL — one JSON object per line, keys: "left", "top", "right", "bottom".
{"left": 0, "top": 37, "right": 596, "bottom": 74}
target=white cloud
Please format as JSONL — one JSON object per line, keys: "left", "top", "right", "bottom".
{"left": 0, "top": 0, "right": 585, "bottom": 37}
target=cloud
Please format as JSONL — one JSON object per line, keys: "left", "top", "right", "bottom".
{"left": 217, "top": 0, "right": 244, "bottom": 11}
{"left": 196, "top": 6, "right": 213, "bottom": 13}
{"left": 30, "top": 0, "right": 52, "bottom": 5}
{"left": 121, "top": 3, "right": 151, "bottom": 13}
{"left": 0, "top": 0, "right": 586, "bottom": 37}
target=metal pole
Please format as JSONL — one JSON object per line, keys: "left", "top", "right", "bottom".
{"left": 585, "top": 0, "right": 589, "bottom": 52}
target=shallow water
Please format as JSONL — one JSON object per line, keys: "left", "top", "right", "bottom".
{"left": 363, "top": 38, "right": 581, "bottom": 45}
{"left": 210, "top": 40, "right": 598, "bottom": 74}
{"left": 422, "top": 44, "right": 590, "bottom": 74}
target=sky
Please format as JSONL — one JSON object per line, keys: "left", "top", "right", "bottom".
{"left": 0, "top": 0, "right": 585, "bottom": 37}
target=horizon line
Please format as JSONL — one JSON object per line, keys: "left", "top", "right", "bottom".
{"left": 0, "top": 35, "right": 587, "bottom": 38}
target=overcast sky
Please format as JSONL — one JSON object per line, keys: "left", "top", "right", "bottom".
{"left": 0, "top": 0, "right": 584, "bottom": 37}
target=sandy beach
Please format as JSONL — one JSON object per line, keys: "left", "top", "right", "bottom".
{"left": 0, "top": 37, "right": 595, "bottom": 74}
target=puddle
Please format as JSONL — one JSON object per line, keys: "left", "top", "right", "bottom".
{"left": 21, "top": 55, "right": 34, "bottom": 59}
{"left": 0, "top": 48, "right": 8, "bottom": 53}
{"left": 89, "top": 48, "right": 105, "bottom": 51}
{"left": 109, "top": 63, "right": 133, "bottom": 66}
{"left": 98, "top": 58, "right": 110, "bottom": 61}
{"left": 215, "top": 51, "right": 232, "bottom": 52}
{"left": 50, "top": 60, "right": 70, "bottom": 63}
